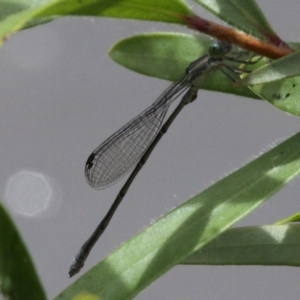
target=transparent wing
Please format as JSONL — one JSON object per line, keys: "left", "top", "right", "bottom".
{"left": 85, "top": 74, "right": 189, "bottom": 189}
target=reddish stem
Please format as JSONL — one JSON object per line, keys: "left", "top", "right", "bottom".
{"left": 183, "top": 15, "right": 294, "bottom": 59}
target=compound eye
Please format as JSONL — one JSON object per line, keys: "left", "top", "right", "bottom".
{"left": 209, "top": 40, "right": 232, "bottom": 58}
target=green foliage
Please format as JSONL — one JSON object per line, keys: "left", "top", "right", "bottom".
{"left": 57, "top": 131, "right": 300, "bottom": 300}
{"left": 194, "top": 0, "right": 275, "bottom": 40}
{"left": 0, "top": 204, "right": 46, "bottom": 300}
{"left": 0, "top": 0, "right": 299, "bottom": 299}
{"left": 109, "top": 33, "right": 258, "bottom": 98}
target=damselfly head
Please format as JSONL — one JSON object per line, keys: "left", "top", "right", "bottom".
{"left": 209, "top": 40, "right": 232, "bottom": 58}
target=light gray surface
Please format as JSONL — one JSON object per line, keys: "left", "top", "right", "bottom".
{"left": 1, "top": 1, "right": 300, "bottom": 299}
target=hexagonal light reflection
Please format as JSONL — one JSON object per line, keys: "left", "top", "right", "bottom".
{"left": 5, "top": 171, "right": 54, "bottom": 217}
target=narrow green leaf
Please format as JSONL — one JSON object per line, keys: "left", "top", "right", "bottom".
{"left": 276, "top": 212, "right": 300, "bottom": 224}
{"left": 0, "top": 1, "right": 62, "bottom": 45}
{"left": 109, "top": 32, "right": 259, "bottom": 99}
{"left": 56, "top": 131, "right": 300, "bottom": 300}
{"left": 194, "top": 0, "right": 275, "bottom": 40}
{"left": 0, "top": 203, "right": 46, "bottom": 300}
{"left": 0, "top": 0, "right": 184, "bottom": 49}
{"left": 0, "top": 0, "right": 30, "bottom": 22}
{"left": 0, "top": 0, "right": 191, "bottom": 28}
{"left": 45, "top": 0, "right": 191, "bottom": 23}
{"left": 182, "top": 224, "right": 300, "bottom": 266}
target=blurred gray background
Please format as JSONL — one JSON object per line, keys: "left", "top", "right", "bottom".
{"left": 1, "top": 0, "right": 300, "bottom": 299}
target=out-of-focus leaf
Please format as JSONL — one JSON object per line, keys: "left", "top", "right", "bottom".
{"left": 0, "top": 203, "right": 46, "bottom": 300}
{"left": 276, "top": 212, "right": 300, "bottom": 225}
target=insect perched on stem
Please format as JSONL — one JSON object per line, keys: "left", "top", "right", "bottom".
{"left": 69, "top": 40, "right": 256, "bottom": 277}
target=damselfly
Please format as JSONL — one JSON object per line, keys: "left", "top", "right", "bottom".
{"left": 69, "top": 40, "right": 254, "bottom": 276}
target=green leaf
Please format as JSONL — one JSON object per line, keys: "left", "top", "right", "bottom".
{"left": 248, "top": 71, "right": 300, "bottom": 116}
{"left": 0, "top": 0, "right": 191, "bottom": 27}
{"left": 182, "top": 224, "right": 300, "bottom": 266}
{"left": 0, "top": 203, "right": 46, "bottom": 300}
{"left": 276, "top": 212, "right": 300, "bottom": 224}
{"left": 0, "top": 0, "right": 191, "bottom": 37}
{"left": 109, "top": 32, "right": 259, "bottom": 99}
{"left": 0, "top": 0, "right": 30, "bottom": 22}
{"left": 70, "top": 292, "right": 101, "bottom": 300}
{"left": 0, "top": 1, "right": 63, "bottom": 45}
{"left": 240, "top": 45, "right": 300, "bottom": 86}
{"left": 234, "top": 43, "right": 300, "bottom": 116}
{"left": 46, "top": 0, "right": 191, "bottom": 23}
{"left": 194, "top": 0, "right": 275, "bottom": 40}
{"left": 56, "top": 131, "right": 300, "bottom": 300}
